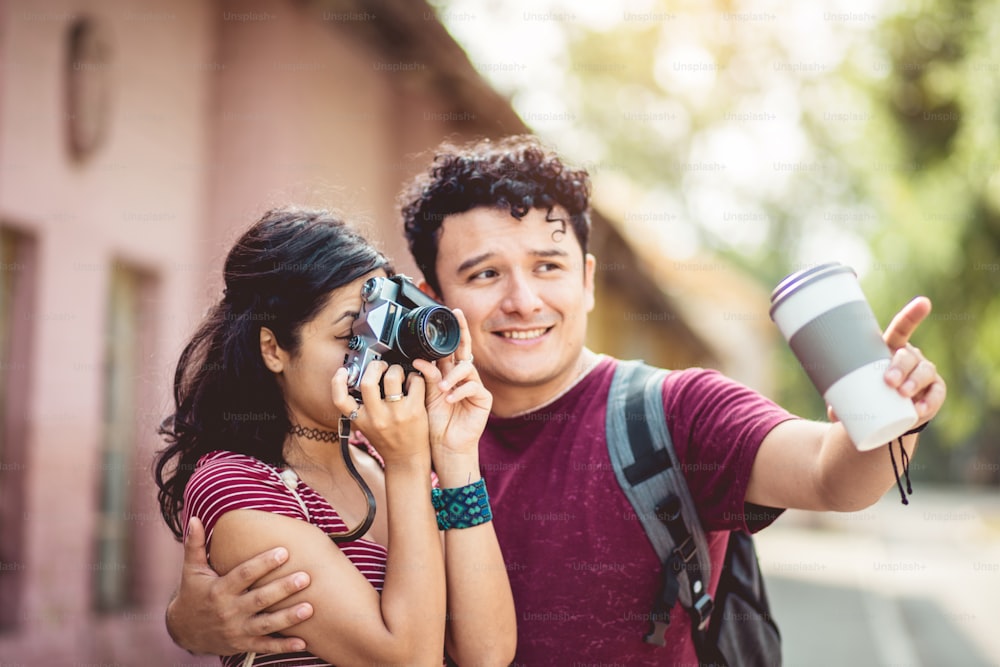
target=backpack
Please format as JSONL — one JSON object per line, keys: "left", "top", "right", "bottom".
{"left": 605, "top": 360, "right": 782, "bottom": 667}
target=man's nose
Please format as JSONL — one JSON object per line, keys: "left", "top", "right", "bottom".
{"left": 500, "top": 272, "right": 544, "bottom": 315}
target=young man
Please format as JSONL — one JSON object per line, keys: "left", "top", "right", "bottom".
{"left": 165, "top": 136, "right": 946, "bottom": 664}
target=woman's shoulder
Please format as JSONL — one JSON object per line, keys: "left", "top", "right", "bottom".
{"left": 183, "top": 450, "right": 308, "bottom": 550}
{"left": 196, "top": 449, "right": 276, "bottom": 471}
{"left": 188, "top": 450, "right": 282, "bottom": 491}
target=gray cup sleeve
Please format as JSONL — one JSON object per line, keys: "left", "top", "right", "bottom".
{"left": 788, "top": 300, "right": 891, "bottom": 395}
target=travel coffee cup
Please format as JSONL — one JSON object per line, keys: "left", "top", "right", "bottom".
{"left": 769, "top": 262, "right": 918, "bottom": 451}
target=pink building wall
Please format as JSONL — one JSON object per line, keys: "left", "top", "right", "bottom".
{"left": 0, "top": 0, "right": 215, "bottom": 663}
{"left": 0, "top": 0, "right": 488, "bottom": 663}
{"left": 202, "top": 0, "right": 404, "bottom": 291}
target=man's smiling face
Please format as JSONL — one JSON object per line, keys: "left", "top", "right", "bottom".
{"left": 430, "top": 206, "right": 595, "bottom": 414}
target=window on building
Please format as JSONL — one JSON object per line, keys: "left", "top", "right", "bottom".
{"left": 93, "top": 262, "right": 154, "bottom": 612}
{"left": 66, "top": 17, "right": 112, "bottom": 162}
{"left": 0, "top": 226, "right": 36, "bottom": 632}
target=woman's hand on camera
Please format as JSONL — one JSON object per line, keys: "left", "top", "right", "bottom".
{"left": 331, "top": 360, "right": 429, "bottom": 467}
{"left": 412, "top": 309, "right": 491, "bottom": 485}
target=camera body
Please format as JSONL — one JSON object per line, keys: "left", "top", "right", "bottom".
{"left": 343, "top": 275, "right": 460, "bottom": 394}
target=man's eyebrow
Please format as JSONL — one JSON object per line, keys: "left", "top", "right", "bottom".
{"left": 455, "top": 248, "right": 570, "bottom": 275}
{"left": 531, "top": 248, "right": 569, "bottom": 259}
{"left": 456, "top": 252, "right": 494, "bottom": 275}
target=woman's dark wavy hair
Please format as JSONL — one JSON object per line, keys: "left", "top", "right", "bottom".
{"left": 400, "top": 134, "right": 592, "bottom": 295}
{"left": 154, "top": 206, "right": 391, "bottom": 540}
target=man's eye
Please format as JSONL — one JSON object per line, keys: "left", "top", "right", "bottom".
{"left": 471, "top": 269, "right": 498, "bottom": 280}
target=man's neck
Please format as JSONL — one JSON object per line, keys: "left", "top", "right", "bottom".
{"left": 488, "top": 348, "right": 601, "bottom": 418}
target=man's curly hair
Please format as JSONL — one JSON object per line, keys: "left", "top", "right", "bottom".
{"left": 400, "top": 134, "right": 592, "bottom": 295}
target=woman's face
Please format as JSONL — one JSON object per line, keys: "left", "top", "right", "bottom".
{"left": 271, "top": 269, "right": 386, "bottom": 431}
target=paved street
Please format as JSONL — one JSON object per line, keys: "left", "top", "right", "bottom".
{"left": 754, "top": 485, "right": 1000, "bottom": 666}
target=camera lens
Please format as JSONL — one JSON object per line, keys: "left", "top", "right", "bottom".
{"left": 396, "top": 305, "right": 460, "bottom": 360}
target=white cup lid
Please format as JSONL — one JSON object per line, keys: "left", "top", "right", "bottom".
{"left": 769, "top": 262, "right": 856, "bottom": 320}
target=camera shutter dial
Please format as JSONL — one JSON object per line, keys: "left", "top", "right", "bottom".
{"left": 361, "top": 277, "right": 383, "bottom": 302}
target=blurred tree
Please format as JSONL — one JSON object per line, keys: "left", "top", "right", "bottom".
{"left": 843, "top": 0, "right": 1000, "bottom": 483}
{"left": 435, "top": 0, "right": 999, "bottom": 483}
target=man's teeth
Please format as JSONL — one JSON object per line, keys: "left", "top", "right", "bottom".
{"left": 501, "top": 328, "right": 547, "bottom": 340}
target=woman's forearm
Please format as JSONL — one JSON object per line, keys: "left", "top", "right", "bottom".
{"left": 435, "top": 456, "right": 517, "bottom": 666}
{"left": 442, "top": 522, "right": 517, "bottom": 666}
{"left": 378, "top": 457, "right": 448, "bottom": 664}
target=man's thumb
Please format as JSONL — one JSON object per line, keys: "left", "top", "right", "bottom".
{"left": 183, "top": 516, "right": 209, "bottom": 567}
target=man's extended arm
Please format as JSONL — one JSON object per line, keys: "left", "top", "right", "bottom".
{"left": 747, "top": 296, "right": 946, "bottom": 511}
{"left": 166, "top": 517, "right": 313, "bottom": 656}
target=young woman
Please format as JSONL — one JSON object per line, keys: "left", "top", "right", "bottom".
{"left": 154, "top": 206, "right": 515, "bottom": 666}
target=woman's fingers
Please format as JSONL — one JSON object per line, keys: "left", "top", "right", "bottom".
{"left": 451, "top": 308, "right": 473, "bottom": 363}
{"left": 412, "top": 358, "right": 442, "bottom": 386}
{"left": 381, "top": 363, "right": 406, "bottom": 402}
{"left": 440, "top": 310, "right": 478, "bottom": 391}
{"left": 405, "top": 371, "right": 426, "bottom": 404}
{"left": 331, "top": 366, "right": 361, "bottom": 418}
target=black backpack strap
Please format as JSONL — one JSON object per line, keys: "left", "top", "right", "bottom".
{"left": 606, "top": 360, "right": 715, "bottom": 647}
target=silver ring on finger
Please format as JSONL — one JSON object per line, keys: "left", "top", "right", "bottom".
{"left": 348, "top": 406, "right": 361, "bottom": 420}
{"left": 385, "top": 393, "right": 404, "bottom": 402}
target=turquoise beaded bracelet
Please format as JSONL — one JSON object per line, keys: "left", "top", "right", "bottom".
{"left": 431, "top": 478, "right": 493, "bottom": 530}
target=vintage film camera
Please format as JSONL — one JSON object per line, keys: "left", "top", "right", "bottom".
{"left": 343, "top": 275, "right": 460, "bottom": 395}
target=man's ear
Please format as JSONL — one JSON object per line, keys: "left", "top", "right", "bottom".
{"left": 259, "top": 327, "right": 285, "bottom": 374}
{"left": 583, "top": 253, "right": 596, "bottom": 314}
{"left": 417, "top": 279, "right": 440, "bottom": 301}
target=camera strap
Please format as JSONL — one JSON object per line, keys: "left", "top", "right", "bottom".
{"left": 328, "top": 416, "right": 377, "bottom": 544}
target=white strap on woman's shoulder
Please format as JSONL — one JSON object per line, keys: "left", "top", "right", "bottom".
{"left": 278, "top": 468, "right": 311, "bottom": 521}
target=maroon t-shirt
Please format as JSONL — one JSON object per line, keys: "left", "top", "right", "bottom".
{"left": 480, "top": 356, "right": 794, "bottom": 665}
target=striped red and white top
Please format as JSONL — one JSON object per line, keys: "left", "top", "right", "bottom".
{"left": 183, "top": 449, "right": 388, "bottom": 667}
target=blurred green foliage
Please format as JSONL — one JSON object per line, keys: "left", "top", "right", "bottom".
{"left": 438, "top": 0, "right": 998, "bottom": 483}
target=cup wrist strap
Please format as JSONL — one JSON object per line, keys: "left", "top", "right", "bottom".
{"left": 902, "top": 419, "right": 930, "bottom": 437}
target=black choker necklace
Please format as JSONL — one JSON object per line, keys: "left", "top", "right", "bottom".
{"left": 288, "top": 421, "right": 376, "bottom": 544}
{"left": 289, "top": 424, "right": 340, "bottom": 443}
